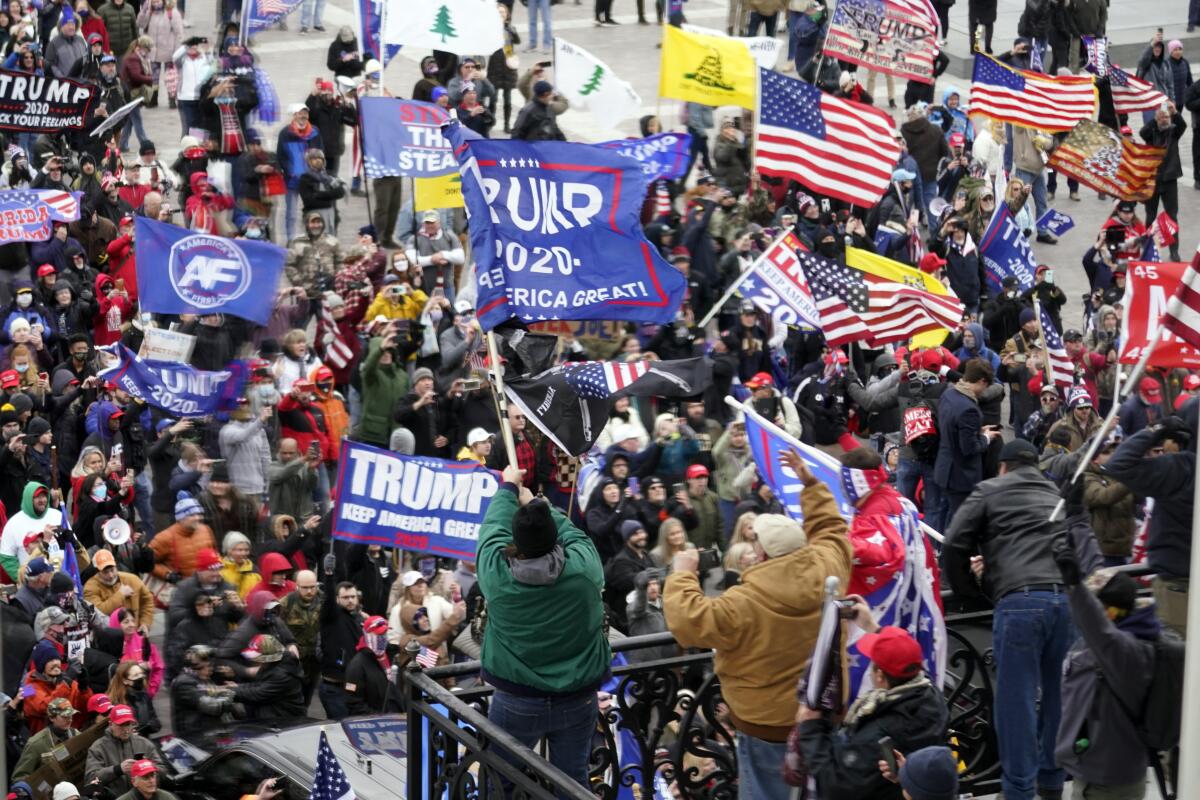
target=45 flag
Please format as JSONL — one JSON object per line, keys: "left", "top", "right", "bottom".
{"left": 445, "top": 122, "right": 687, "bottom": 331}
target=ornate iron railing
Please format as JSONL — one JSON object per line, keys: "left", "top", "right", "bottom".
{"left": 403, "top": 608, "right": 999, "bottom": 798}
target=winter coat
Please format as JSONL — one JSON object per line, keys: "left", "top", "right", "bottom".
{"left": 344, "top": 647, "right": 402, "bottom": 715}
{"left": 97, "top": 1, "right": 138, "bottom": 58}
{"left": 84, "top": 727, "right": 160, "bottom": 796}
{"left": 933, "top": 383, "right": 988, "bottom": 493}
{"left": 1069, "top": 0, "right": 1106, "bottom": 34}
{"left": 664, "top": 480, "right": 850, "bottom": 741}
{"left": 44, "top": 31, "right": 86, "bottom": 78}
{"left": 1083, "top": 466, "right": 1135, "bottom": 558}
{"left": 790, "top": 11, "right": 827, "bottom": 72}
{"left": 511, "top": 98, "right": 564, "bottom": 141}
{"left": 305, "top": 94, "right": 355, "bottom": 159}
{"left": 1167, "top": 55, "right": 1192, "bottom": 108}
{"left": 711, "top": 134, "right": 749, "bottom": 195}
{"left": 900, "top": 117, "right": 949, "bottom": 181}
{"left": 276, "top": 123, "right": 323, "bottom": 190}
{"left": 82, "top": 571, "right": 154, "bottom": 628}
{"left": 476, "top": 484, "right": 611, "bottom": 694}
{"left": 486, "top": 25, "right": 519, "bottom": 90}
{"left": 169, "top": 670, "right": 235, "bottom": 740}
{"left": 1137, "top": 45, "right": 1174, "bottom": 100}
{"left": 136, "top": 4, "right": 183, "bottom": 63}
{"left": 148, "top": 521, "right": 216, "bottom": 579}
{"left": 232, "top": 654, "right": 306, "bottom": 720}
{"left": 326, "top": 35, "right": 363, "bottom": 79}
{"left": 1140, "top": 113, "right": 1186, "bottom": 183}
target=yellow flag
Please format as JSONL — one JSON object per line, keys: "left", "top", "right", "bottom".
{"left": 845, "top": 246, "right": 959, "bottom": 348}
{"left": 659, "top": 25, "right": 757, "bottom": 109}
{"left": 414, "top": 172, "right": 464, "bottom": 211}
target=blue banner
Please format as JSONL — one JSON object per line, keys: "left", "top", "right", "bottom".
{"left": 446, "top": 122, "right": 687, "bottom": 331}
{"left": 0, "top": 189, "right": 80, "bottom": 242}
{"left": 353, "top": 0, "right": 400, "bottom": 65}
{"left": 134, "top": 218, "right": 285, "bottom": 326}
{"left": 98, "top": 344, "right": 249, "bottom": 417}
{"left": 977, "top": 205, "right": 1037, "bottom": 294}
{"left": 332, "top": 441, "right": 499, "bottom": 560}
{"left": 360, "top": 97, "right": 455, "bottom": 179}
{"left": 1036, "top": 209, "right": 1075, "bottom": 238}
{"left": 593, "top": 132, "right": 692, "bottom": 182}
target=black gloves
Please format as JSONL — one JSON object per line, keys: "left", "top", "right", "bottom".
{"left": 1052, "top": 537, "right": 1081, "bottom": 588}
{"left": 1060, "top": 476, "right": 1086, "bottom": 517}
{"left": 1151, "top": 415, "right": 1192, "bottom": 448}
{"left": 323, "top": 553, "right": 337, "bottom": 575}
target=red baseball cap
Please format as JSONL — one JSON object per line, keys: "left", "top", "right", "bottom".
{"left": 0, "top": 370, "right": 19, "bottom": 388}
{"left": 87, "top": 693, "right": 113, "bottom": 714}
{"left": 36, "top": 264, "right": 55, "bottom": 277}
{"left": 745, "top": 372, "right": 773, "bottom": 389}
{"left": 948, "top": 132, "right": 966, "bottom": 148}
{"left": 1185, "top": 375, "right": 1200, "bottom": 392}
{"left": 363, "top": 615, "right": 388, "bottom": 634}
{"left": 1140, "top": 377, "right": 1162, "bottom": 400}
{"left": 313, "top": 366, "right": 334, "bottom": 383}
{"left": 196, "top": 548, "right": 223, "bottom": 571}
{"left": 918, "top": 253, "right": 947, "bottom": 275}
{"left": 685, "top": 464, "right": 709, "bottom": 479}
{"left": 857, "top": 626, "right": 924, "bottom": 679}
{"left": 109, "top": 704, "right": 136, "bottom": 725}
{"left": 129, "top": 759, "right": 157, "bottom": 777}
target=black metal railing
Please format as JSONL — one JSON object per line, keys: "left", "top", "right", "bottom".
{"left": 403, "top": 609, "right": 999, "bottom": 798}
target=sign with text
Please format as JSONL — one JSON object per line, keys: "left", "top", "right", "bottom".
{"left": 140, "top": 328, "right": 196, "bottom": 364}
{"left": 360, "top": 96, "right": 455, "bottom": 178}
{"left": 978, "top": 205, "right": 1037, "bottom": 293}
{"left": 0, "top": 70, "right": 96, "bottom": 131}
{"left": 332, "top": 441, "right": 499, "bottom": 560}
{"left": 0, "top": 189, "right": 79, "bottom": 242}
{"left": 414, "top": 172, "right": 464, "bottom": 210}
{"left": 1120, "top": 260, "right": 1200, "bottom": 368}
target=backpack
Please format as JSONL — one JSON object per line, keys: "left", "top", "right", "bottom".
{"left": 902, "top": 400, "right": 940, "bottom": 464}
{"left": 1134, "top": 633, "right": 1185, "bottom": 752}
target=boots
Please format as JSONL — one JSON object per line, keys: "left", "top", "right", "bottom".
{"left": 148, "top": 89, "right": 158, "bottom": 108}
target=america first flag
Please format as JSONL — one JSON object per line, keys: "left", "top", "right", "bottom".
{"left": 0, "top": 189, "right": 80, "bottom": 242}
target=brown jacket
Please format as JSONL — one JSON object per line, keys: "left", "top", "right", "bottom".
{"left": 1083, "top": 467, "right": 1136, "bottom": 558}
{"left": 82, "top": 571, "right": 155, "bottom": 628}
{"left": 664, "top": 481, "right": 851, "bottom": 741}
{"left": 148, "top": 523, "right": 216, "bottom": 579}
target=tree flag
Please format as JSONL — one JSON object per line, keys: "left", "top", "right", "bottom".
{"left": 658, "top": 25, "right": 757, "bottom": 110}
{"left": 382, "top": 0, "right": 503, "bottom": 56}
{"left": 553, "top": 38, "right": 642, "bottom": 129}
{"left": 445, "top": 122, "right": 687, "bottom": 331}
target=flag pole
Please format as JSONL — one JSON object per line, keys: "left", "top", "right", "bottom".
{"left": 1047, "top": 325, "right": 1165, "bottom": 522}
{"left": 378, "top": 0, "right": 388, "bottom": 96}
{"left": 1178, "top": 426, "right": 1200, "bottom": 799}
{"left": 697, "top": 229, "right": 797, "bottom": 327}
{"left": 1032, "top": 294, "right": 1052, "bottom": 390}
{"left": 486, "top": 331, "right": 520, "bottom": 472}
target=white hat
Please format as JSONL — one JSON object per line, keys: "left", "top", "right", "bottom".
{"left": 102, "top": 517, "right": 131, "bottom": 546}
{"left": 401, "top": 570, "right": 426, "bottom": 588}
{"left": 53, "top": 783, "right": 80, "bottom": 800}
{"left": 287, "top": 102, "right": 307, "bottom": 115}
{"left": 612, "top": 423, "right": 640, "bottom": 443}
{"left": 752, "top": 514, "right": 807, "bottom": 558}
{"left": 467, "top": 427, "right": 494, "bottom": 446}
{"left": 335, "top": 75, "right": 358, "bottom": 92}
{"left": 454, "top": 298, "right": 473, "bottom": 314}
{"left": 364, "top": 58, "right": 382, "bottom": 75}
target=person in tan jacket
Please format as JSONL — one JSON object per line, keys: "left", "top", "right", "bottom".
{"left": 83, "top": 549, "right": 155, "bottom": 629}
{"left": 663, "top": 449, "right": 851, "bottom": 800}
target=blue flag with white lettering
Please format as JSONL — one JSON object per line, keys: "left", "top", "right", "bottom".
{"left": 1036, "top": 209, "right": 1075, "bottom": 238}
{"left": 593, "top": 132, "right": 692, "bottom": 182}
{"left": 360, "top": 97, "right": 456, "bottom": 178}
{"left": 98, "top": 345, "right": 249, "bottom": 418}
{"left": 978, "top": 205, "right": 1037, "bottom": 294}
{"left": 332, "top": 441, "right": 500, "bottom": 560}
{"left": 134, "top": 218, "right": 285, "bottom": 326}
{"left": 445, "top": 122, "right": 687, "bottom": 331}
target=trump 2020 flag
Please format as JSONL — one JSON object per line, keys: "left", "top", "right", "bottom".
{"left": 1037, "top": 209, "right": 1075, "bottom": 238}
{"left": 0, "top": 189, "right": 80, "bottom": 241}
{"left": 978, "top": 204, "right": 1037, "bottom": 293}
{"left": 360, "top": 97, "right": 455, "bottom": 179}
{"left": 553, "top": 38, "right": 641, "bottom": 129}
{"left": 445, "top": 122, "right": 687, "bottom": 331}
{"left": 98, "top": 344, "right": 249, "bottom": 417}
{"left": 354, "top": 0, "right": 399, "bottom": 64}
{"left": 134, "top": 217, "right": 285, "bottom": 326}
{"left": 311, "top": 731, "right": 354, "bottom": 800}
{"left": 735, "top": 231, "right": 822, "bottom": 329}
{"left": 383, "top": 0, "right": 502, "bottom": 56}
{"left": 593, "top": 132, "right": 692, "bottom": 182}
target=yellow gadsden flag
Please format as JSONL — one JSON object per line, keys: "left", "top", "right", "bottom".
{"left": 845, "top": 247, "right": 963, "bottom": 349}
{"left": 659, "top": 25, "right": 757, "bottom": 109}
{"left": 414, "top": 172, "right": 464, "bottom": 211}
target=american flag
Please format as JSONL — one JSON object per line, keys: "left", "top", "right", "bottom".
{"left": 1039, "top": 307, "right": 1075, "bottom": 389}
{"left": 1163, "top": 244, "right": 1200, "bottom": 351}
{"left": 310, "top": 731, "right": 354, "bottom": 800}
{"left": 822, "top": 0, "right": 939, "bottom": 83}
{"left": 969, "top": 54, "right": 1097, "bottom": 132}
{"left": 755, "top": 68, "right": 901, "bottom": 208}
{"left": 317, "top": 305, "right": 353, "bottom": 370}
{"left": 1109, "top": 64, "right": 1169, "bottom": 115}
{"left": 1046, "top": 119, "right": 1165, "bottom": 202}
{"left": 800, "top": 250, "right": 963, "bottom": 347}
{"left": 243, "top": 0, "right": 302, "bottom": 33}
{"left": 563, "top": 361, "right": 649, "bottom": 399}
{"left": 414, "top": 646, "right": 439, "bottom": 669}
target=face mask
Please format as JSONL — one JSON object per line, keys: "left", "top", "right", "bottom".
{"left": 258, "top": 385, "right": 277, "bottom": 401}
{"left": 91, "top": 483, "right": 108, "bottom": 501}
{"left": 245, "top": 228, "right": 263, "bottom": 239}
{"left": 14, "top": 363, "right": 27, "bottom": 373}
{"left": 429, "top": 310, "right": 443, "bottom": 324}
{"left": 423, "top": 63, "right": 438, "bottom": 76}
{"left": 16, "top": 293, "right": 31, "bottom": 308}
{"left": 58, "top": 592, "right": 73, "bottom": 609}
{"left": 129, "top": 678, "right": 145, "bottom": 691}
{"left": 366, "top": 632, "right": 387, "bottom": 654}
{"left": 72, "top": 351, "right": 87, "bottom": 361}
{"left": 817, "top": 242, "right": 838, "bottom": 258}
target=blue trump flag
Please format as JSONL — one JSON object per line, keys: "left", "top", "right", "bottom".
{"left": 134, "top": 217, "right": 285, "bottom": 326}
{"left": 98, "top": 345, "right": 249, "bottom": 417}
{"left": 332, "top": 441, "right": 499, "bottom": 560}
{"left": 1036, "top": 209, "right": 1075, "bottom": 238}
{"left": 353, "top": 0, "right": 400, "bottom": 64}
{"left": 593, "top": 132, "right": 692, "bottom": 182}
{"left": 978, "top": 205, "right": 1037, "bottom": 294}
{"left": 360, "top": 97, "right": 455, "bottom": 178}
{"left": 445, "top": 122, "right": 688, "bottom": 331}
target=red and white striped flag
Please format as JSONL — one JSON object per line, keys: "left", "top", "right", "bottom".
{"left": 1039, "top": 307, "right": 1076, "bottom": 388}
{"left": 318, "top": 304, "right": 354, "bottom": 369}
{"left": 1163, "top": 244, "right": 1200, "bottom": 350}
{"left": 755, "top": 69, "right": 901, "bottom": 208}
{"left": 1109, "top": 64, "right": 1169, "bottom": 115}
{"left": 415, "top": 646, "right": 439, "bottom": 668}
{"left": 822, "top": 0, "right": 939, "bottom": 83}
{"left": 970, "top": 54, "right": 1097, "bottom": 132}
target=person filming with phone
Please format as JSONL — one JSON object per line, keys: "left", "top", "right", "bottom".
{"left": 663, "top": 449, "right": 851, "bottom": 800}
{"left": 934, "top": 358, "right": 1002, "bottom": 525}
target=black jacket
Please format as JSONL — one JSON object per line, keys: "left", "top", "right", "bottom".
{"left": 319, "top": 570, "right": 365, "bottom": 682}
{"left": 603, "top": 545, "right": 655, "bottom": 631}
{"left": 943, "top": 464, "right": 1065, "bottom": 600}
{"left": 232, "top": 655, "right": 306, "bottom": 720}
{"left": 345, "top": 546, "right": 395, "bottom": 617}
{"left": 798, "top": 679, "right": 948, "bottom": 799}
{"left": 170, "top": 670, "right": 234, "bottom": 741}
{"left": 510, "top": 99, "right": 564, "bottom": 141}
{"left": 1140, "top": 113, "right": 1187, "bottom": 183}
{"left": 933, "top": 383, "right": 987, "bottom": 492}
{"left": 344, "top": 648, "right": 402, "bottom": 715}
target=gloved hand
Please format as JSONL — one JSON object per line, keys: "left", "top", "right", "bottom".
{"left": 1052, "top": 537, "right": 1081, "bottom": 588}
{"left": 323, "top": 553, "right": 336, "bottom": 575}
{"left": 1152, "top": 415, "right": 1192, "bottom": 447}
{"left": 63, "top": 662, "right": 82, "bottom": 683}
{"left": 1060, "top": 476, "right": 1086, "bottom": 517}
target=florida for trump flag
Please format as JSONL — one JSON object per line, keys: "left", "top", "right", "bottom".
{"left": 755, "top": 68, "right": 901, "bottom": 208}
{"left": 0, "top": 189, "right": 80, "bottom": 241}
{"left": 969, "top": 54, "right": 1097, "bottom": 132}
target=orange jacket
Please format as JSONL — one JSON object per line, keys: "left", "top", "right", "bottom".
{"left": 148, "top": 523, "right": 216, "bottom": 579}
{"left": 23, "top": 675, "right": 90, "bottom": 734}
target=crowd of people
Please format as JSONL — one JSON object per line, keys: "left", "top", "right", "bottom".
{"left": 0, "top": 0, "right": 1193, "bottom": 797}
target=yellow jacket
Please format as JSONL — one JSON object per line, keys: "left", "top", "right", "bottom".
{"left": 364, "top": 288, "right": 428, "bottom": 322}
{"left": 221, "top": 558, "right": 261, "bottom": 599}
{"left": 663, "top": 481, "right": 851, "bottom": 741}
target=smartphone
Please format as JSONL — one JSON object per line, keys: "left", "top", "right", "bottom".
{"left": 418, "top": 557, "right": 437, "bottom": 580}
{"left": 431, "top": 287, "right": 445, "bottom": 299}
{"left": 460, "top": 378, "right": 482, "bottom": 392}
{"left": 38, "top": 372, "right": 47, "bottom": 383}
{"left": 627, "top": 476, "right": 639, "bottom": 496}
{"left": 536, "top": 60, "right": 552, "bottom": 68}
{"left": 208, "top": 458, "right": 226, "bottom": 466}
{"left": 1014, "top": 353, "right": 1027, "bottom": 363}
{"left": 1105, "top": 225, "right": 1126, "bottom": 246}
{"left": 879, "top": 737, "right": 897, "bottom": 776}
{"left": 671, "top": 482, "right": 685, "bottom": 496}
{"left": 696, "top": 547, "right": 720, "bottom": 572}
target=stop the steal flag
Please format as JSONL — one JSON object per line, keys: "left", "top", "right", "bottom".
{"left": 135, "top": 217, "right": 285, "bottom": 326}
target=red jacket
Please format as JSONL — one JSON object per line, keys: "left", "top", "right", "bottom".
{"left": 93, "top": 274, "right": 132, "bottom": 346}
{"left": 277, "top": 394, "right": 331, "bottom": 459}
{"left": 106, "top": 235, "right": 138, "bottom": 305}
{"left": 23, "top": 674, "right": 91, "bottom": 734}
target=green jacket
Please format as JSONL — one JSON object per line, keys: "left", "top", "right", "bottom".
{"left": 355, "top": 338, "right": 410, "bottom": 446}
{"left": 11, "top": 725, "right": 74, "bottom": 780}
{"left": 476, "top": 485, "right": 610, "bottom": 694}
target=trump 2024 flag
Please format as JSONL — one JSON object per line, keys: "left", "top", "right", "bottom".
{"left": 553, "top": 38, "right": 642, "bottom": 129}
{"left": 134, "top": 217, "right": 285, "bottom": 326}
{"left": 383, "top": 0, "right": 503, "bottom": 56}
{"left": 445, "top": 122, "right": 686, "bottom": 332}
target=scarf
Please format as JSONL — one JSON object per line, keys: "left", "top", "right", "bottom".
{"left": 216, "top": 96, "right": 244, "bottom": 155}
{"left": 290, "top": 119, "right": 312, "bottom": 138}
{"left": 843, "top": 674, "right": 932, "bottom": 726}
{"left": 356, "top": 635, "right": 390, "bottom": 671}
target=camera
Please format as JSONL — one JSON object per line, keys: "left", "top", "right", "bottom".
{"left": 696, "top": 548, "right": 721, "bottom": 572}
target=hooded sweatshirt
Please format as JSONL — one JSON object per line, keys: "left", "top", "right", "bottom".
{"left": 0, "top": 483, "right": 62, "bottom": 577}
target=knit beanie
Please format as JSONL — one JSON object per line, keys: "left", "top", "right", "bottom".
{"left": 512, "top": 499, "right": 557, "bottom": 558}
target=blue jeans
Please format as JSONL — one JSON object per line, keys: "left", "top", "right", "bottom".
{"left": 896, "top": 457, "right": 946, "bottom": 533}
{"left": 285, "top": 188, "right": 300, "bottom": 240}
{"left": 527, "top": 0, "right": 553, "bottom": 48}
{"left": 300, "top": 0, "right": 325, "bottom": 28}
{"left": 735, "top": 732, "right": 790, "bottom": 800}
{"left": 134, "top": 472, "right": 153, "bottom": 532}
{"left": 1013, "top": 167, "right": 1050, "bottom": 234}
{"left": 119, "top": 106, "right": 148, "bottom": 150}
{"left": 178, "top": 100, "right": 199, "bottom": 137}
{"left": 488, "top": 689, "right": 597, "bottom": 795}
{"left": 993, "top": 589, "right": 1073, "bottom": 800}
{"left": 319, "top": 680, "right": 349, "bottom": 720}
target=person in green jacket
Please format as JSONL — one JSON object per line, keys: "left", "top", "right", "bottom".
{"left": 354, "top": 331, "right": 411, "bottom": 447}
{"left": 476, "top": 464, "right": 610, "bottom": 791}
{"left": 11, "top": 697, "right": 78, "bottom": 780}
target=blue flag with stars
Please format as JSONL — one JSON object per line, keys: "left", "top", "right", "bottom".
{"left": 310, "top": 730, "right": 354, "bottom": 800}
{"left": 445, "top": 121, "right": 687, "bottom": 331}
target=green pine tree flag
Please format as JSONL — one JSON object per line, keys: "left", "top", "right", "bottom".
{"left": 578, "top": 65, "right": 604, "bottom": 96}
{"left": 429, "top": 4, "right": 457, "bottom": 43}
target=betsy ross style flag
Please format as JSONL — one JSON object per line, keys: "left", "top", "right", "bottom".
{"left": 241, "top": 0, "right": 303, "bottom": 34}
{"left": 311, "top": 731, "right": 354, "bottom": 800}
{"left": 1163, "top": 244, "right": 1200, "bottom": 350}
{"left": 1039, "top": 307, "right": 1075, "bottom": 389}
{"left": 1107, "top": 64, "right": 1169, "bottom": 115}
{"left": 755, "top": 69, "right": 900, "bottom": 208}
{"left": 969, "top": 54, "right": 1097, "bottom": 132}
